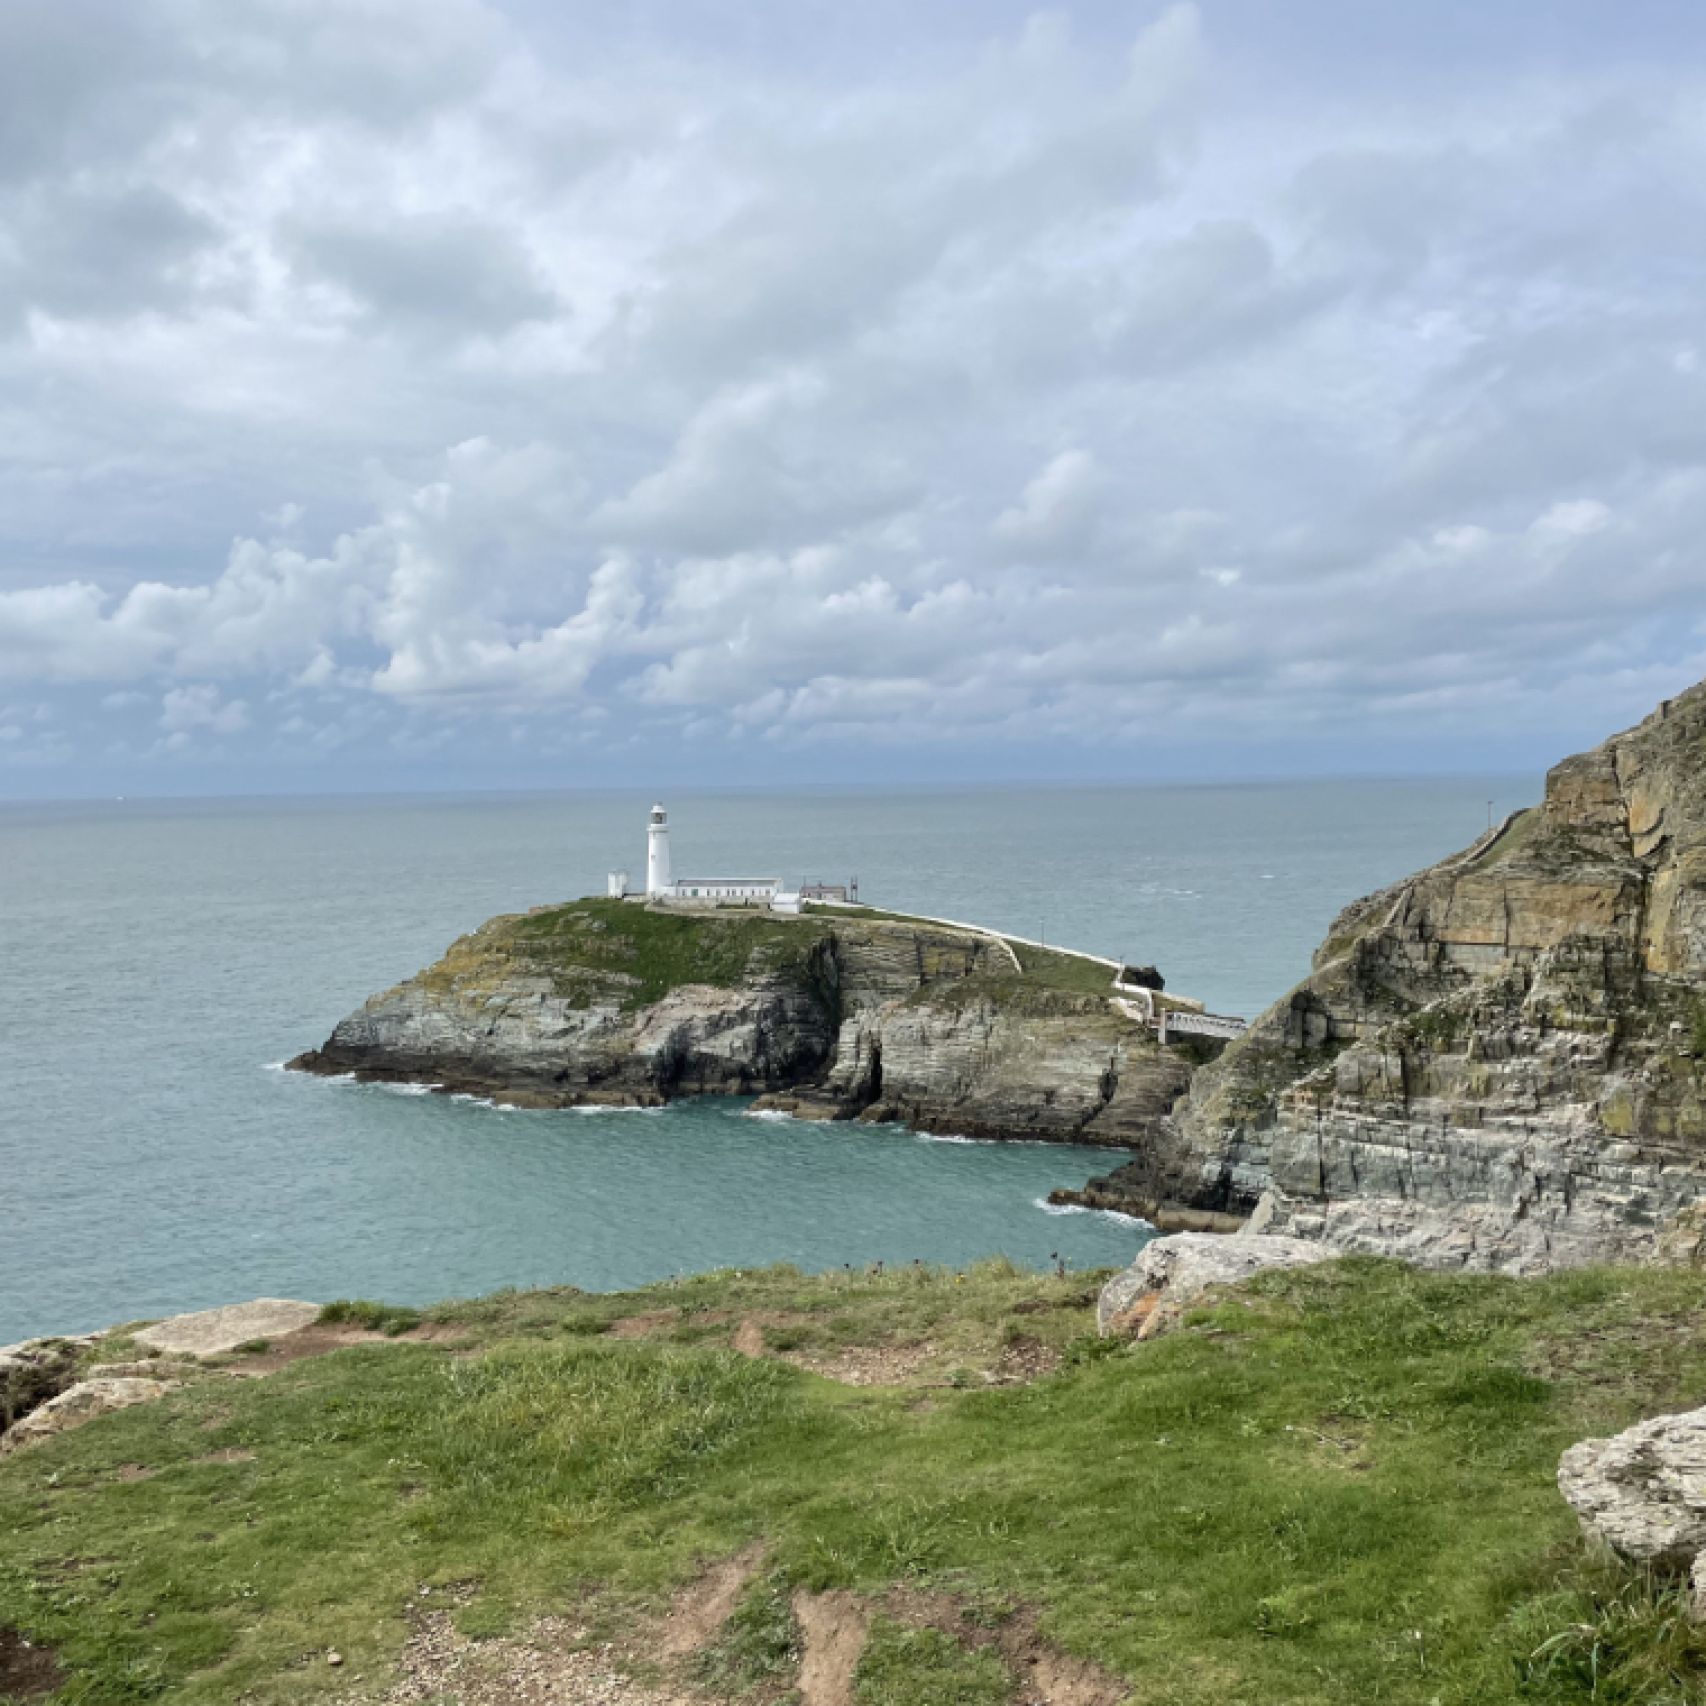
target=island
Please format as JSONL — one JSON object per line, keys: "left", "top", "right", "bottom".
{"left": 292, "top": 676, "right": 1706, "bottom": 1274}
{"left": 289, "top": 896, "right": 1214, "bottom": 1147}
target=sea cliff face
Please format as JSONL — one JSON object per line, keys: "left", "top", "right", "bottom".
{"left": 289, "top": 902, "right": 1192, "bottom": 1145}
{"left": 1076, "top": 681, "right": 1706, "bottom": 1271}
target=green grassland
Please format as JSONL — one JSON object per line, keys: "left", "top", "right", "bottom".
{"left": 500, "top": 898, "right": 834, "bottom": 1010}
{"left": 5, "top": 1259, "right": 1706, "bottom": 1703}
{"left": 483, "top": 898, "right": 1139, "bottom": 1016}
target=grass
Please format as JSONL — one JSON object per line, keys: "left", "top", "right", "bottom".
{"left": 1005, "top": 940, "right": 1119, "bottom": 998}
{"left": 501, "top": 898, "right": 833, "bottom": 1010}
{"left": 318, "top": 1299, "right": 424, "bottom": 1337}
{"left": 494, "top": 897, "right": 1157, "bottom": 1029}
{"left": 1472, "top": 805, "right": 1544, "bottom": 868}
{"left": 6, "top": 1258, "right": 1706, "bottom": 1702}
{"left": 854, "top": 1617, "right": 1009, "bottom": 1704}
{"left": 694, "top": 1571, "right": 801, "bottom": 1694}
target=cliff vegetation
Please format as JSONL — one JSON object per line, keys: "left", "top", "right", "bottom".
{"left": 5, "top": 1261, "right": 1706, "bottom": 1702}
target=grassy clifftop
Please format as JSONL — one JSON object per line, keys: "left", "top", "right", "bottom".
{"left": 4, "top": 1260, "right": 1706, "bottom": 1703}
{"left": 422, "top": 898, "right": 1130, "bottom": 1015}
{"left": 424, "top": 899, "right": 834, "bottom": 1012}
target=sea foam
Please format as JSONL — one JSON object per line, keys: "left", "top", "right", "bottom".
{"left": 1033, "top": 1195, "right": 1153, "bottom": 1228}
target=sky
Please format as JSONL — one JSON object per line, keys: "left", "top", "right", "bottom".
{"left": 2, "top": 0, "right": 1704, "bottom": 797}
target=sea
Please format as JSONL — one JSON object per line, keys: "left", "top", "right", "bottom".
{"left": 0, "top": 778, "right": 1536, "bottom": 1343}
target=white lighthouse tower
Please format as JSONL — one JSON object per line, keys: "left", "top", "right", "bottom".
{"left": 646, "top": 802, "right": 673, "bottom": 896}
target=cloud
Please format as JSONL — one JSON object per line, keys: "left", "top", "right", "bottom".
{"left": 160, "top": 683, "right": 249, "bottom": 736}
{"left": 993, "top": 450, "right": 1106, "bottom": 554}
{"left": 2, "top": 1, "right": 1706, "bottom": 790}
{"left": 1531, "top": 498, "right": 1613, "bottom": 539}
{"left": 0, "top": 183, "right": 222, "bottom": 326}
{"left": 285, "top": 215, "right": 558, "bottom": 335}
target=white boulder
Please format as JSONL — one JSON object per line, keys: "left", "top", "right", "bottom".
{"left": 1097, "top": 1231, "right": 1334, "bottom": 1339}
{"left": 1559, "top": 1406, "right": 1706, "bottom": 1570}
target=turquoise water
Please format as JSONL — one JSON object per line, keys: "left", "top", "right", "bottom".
{"left": 0, "top": 779, "right": 1536, "bottom": 1342}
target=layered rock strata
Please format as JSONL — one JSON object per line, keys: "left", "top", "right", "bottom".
{"left": 1075, "top": 681, "right": 1706, "bottom": 1270}
{"left": 290, "top": 904, "right": 1193, "bottom": 1146}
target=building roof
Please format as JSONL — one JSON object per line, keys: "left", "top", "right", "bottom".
{"left": 671, "top": 877, "right": 781, "bottom": 886}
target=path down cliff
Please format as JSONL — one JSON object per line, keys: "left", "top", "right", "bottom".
{"left": 289, "top": 902, "right": 1192, "bottom": 1146}
{"left": 1072, "top": 678, "right": 1706, "bottom": 1271}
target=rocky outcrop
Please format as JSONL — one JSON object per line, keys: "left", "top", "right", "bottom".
{"left": 1559, "top": 1407, "right": 1706, "bottom": 1572}
{"left": 1078, "top": 679, "right": 1706, "bottom": 1271}
{"left": 0, "top": 1338, "right": 86, "bottom": 1434}
{"left": 135, "top": 1299, "right": 321, "bottom": 1358}
{"left": 0, "top": 1376, "right": 173, "bottom": 1456}
{"left": 1096, "top": 1232, "right": 1332, "bottom": 1339}
{"left": 290, "top": 902, "right": 1193, "bottom": 1146}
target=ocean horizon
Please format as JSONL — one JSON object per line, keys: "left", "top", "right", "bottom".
{"left": 1, "top": 774, "right": 1537, "bottom": 1343}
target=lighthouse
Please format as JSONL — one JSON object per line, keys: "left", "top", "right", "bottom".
{"left": 646, "top": 802, "right": 672, "bottom": 896}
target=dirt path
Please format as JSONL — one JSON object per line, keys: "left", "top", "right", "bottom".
{"left": 658, "top": 1544, "right": 765, "bottom": 1658}
{"left": 792, "top": 1591, "right": 871, "bottom": 1706}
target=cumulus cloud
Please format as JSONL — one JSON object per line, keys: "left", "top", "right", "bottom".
{"left": 2, "top": 0, "right": 1705, "bottom": 788}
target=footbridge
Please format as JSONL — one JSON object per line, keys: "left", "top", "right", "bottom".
{"left": 1154, "top": 1007, "right": 1249, "bottom": 1044}
{"left": 1112, "top": 979, "right": 1248, "bottom": 1046}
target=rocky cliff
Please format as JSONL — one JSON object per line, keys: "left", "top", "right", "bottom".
{"left": 1073, "top": 681, "right": 1706, "bottom": 1271}
{"left": 289, "top": 901, "right": 1192, "bottom": 1145}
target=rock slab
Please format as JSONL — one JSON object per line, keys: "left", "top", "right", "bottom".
{"left": 0, "top": 1378, "right": 171, "bottom": 1455}
{"left": 135, "top": 1299, "right": 320, "bottom": 1358}
{"left": 1559, "top": 1406, "right": 1706, "bottom": 1570}
{"left": 1097, "top": 1231, "right": 1333, "bottom": 1338}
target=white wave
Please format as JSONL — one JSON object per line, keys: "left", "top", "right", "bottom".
{"left": 261, "top": 1060, "right": 289, "bottom": 1073}
{"left": 448, "top": 1092, "right": 497, "bottom": 1108}
{"left": 913, "top": 1130, "right": 988, "bottom": 1145}
{"left": 573, "top": 1103, "right": 665, "bottom": 1116}
{"left": 741, "top": 1107, "right": 801, "bottom": 1123}
{"left": 1033, "top": 1196, "right": 1154, "bottom": 1229}
{"left": 373, "top": 1080, "right": 439, "bottom": 1097}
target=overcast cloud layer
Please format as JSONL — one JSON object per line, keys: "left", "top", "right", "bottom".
{"left": 3, "top": 0, "right": 1704, "bottom": 795}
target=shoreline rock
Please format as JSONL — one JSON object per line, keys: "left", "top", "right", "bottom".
{"left": 290, "top": 906, "right": 1194, "bottom": 1150}
{"left": 1079, "top": 677, "right": 1706, "bottom": 1273}
{"left": 0, "top": 1338, "right": 88, "bottom": 1435}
